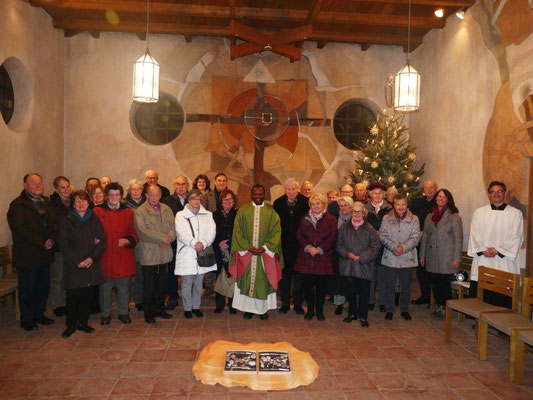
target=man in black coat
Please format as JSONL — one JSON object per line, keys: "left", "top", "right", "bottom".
{"left": 273, "top": 178, "right": 309, "bottom": 314}
{"left": 161, "top": 175, "right": 189, "bottom": 310}
{"left": 7, "top": 173, "right": 58, "bottom": 331}
{"left": 410, "top": 180, "right": 438, "bottom": 305}
{"left": 143, "top": 169, "right": 170, "bottom": 199}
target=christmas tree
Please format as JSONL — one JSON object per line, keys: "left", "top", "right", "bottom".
{"left": 346, "top": 108, "right": 424, "bottom": 200}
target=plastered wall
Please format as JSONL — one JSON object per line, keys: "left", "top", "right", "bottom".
{"left": 0, "top": 0, "right": 64, "bottom": 245}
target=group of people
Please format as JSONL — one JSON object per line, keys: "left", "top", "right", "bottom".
{"left": 7, "top": 169, "right": 523, "bottom": 336}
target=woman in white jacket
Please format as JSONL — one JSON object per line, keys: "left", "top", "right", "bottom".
{"left": 175, "top": 190, "right": 216, "bottom": 319}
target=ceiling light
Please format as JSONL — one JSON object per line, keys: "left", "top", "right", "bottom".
{"left": 133, "top": 0, "right": 159, "bottom": 103}
{"left": 434, "top": 9, "right": 444, "bottom": 18}
{"left": 456, "top": 8, "right": 466, "bottom": 19}
{"left": 394, "top": 0, "right": 420, "bottom": 112}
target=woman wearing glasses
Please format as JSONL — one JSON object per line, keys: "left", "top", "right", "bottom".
{"left": 336, "top": 201, "right": 381, "bottom": 327}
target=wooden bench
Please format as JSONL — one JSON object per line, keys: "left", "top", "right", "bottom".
{"left": 0, "top": 246, "right": 19, "bottom": 329}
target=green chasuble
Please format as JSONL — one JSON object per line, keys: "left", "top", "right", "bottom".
{"left": 230, "top": 202, "right": 283, "bottom": 300}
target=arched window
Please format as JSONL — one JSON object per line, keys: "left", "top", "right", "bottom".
{"left": 131, "top": 91, "right": 185, "bottom": 145}
{"left": 333, "top": 100, "right": 376, "bottom": 150}
{"left": 0, "top": 65, "right": 14, "bottom": 125}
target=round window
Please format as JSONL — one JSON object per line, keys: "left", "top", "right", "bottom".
{"left": 333, "top": 101, "right": 376, "bottom": 150}
{"left": 0, "top": 65, "right": 15, "bottom": 125}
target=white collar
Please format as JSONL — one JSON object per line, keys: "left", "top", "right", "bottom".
{"left": 252, "top": 202, "right": 265, "bottom": 208}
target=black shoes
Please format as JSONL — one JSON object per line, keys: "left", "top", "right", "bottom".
{"left": 278, "top": 306, "right": 289, "bottom": 314}
{"left": 379, "top": 305, "right": 386, "bottom": 313}
{"left": 411, "top": 297, "right": 429, "bottom": 305}
{"left": 62, "top": 327, "right": 76, "bottom": 338}
{"left": 243, "top": 312, "right": 253, "bottom": 319}
{"left": 385, "top": 312, "right": 393, "bottom": 320}
{"left": 294, "top": 307, "right": 305, "bottom": 315}
{"left": 368, "top": 304, "right": 375, "bottom": 311}
{"left": 145, "top": 316, "right": 156, "bottom": 324}
{"left": 316, "top": 314, "right": 325, "bottom": 321}
{"left": 214, "top": 308, "right": 223, "bottom": 314}
{"left": 259, "top": 313, "right": 269, "bottom": 320}
{"left": 100, "top": 316, "right": 111, "bottom": 325}
{"left": 118, "top": 314, "right": 132, "bottom": 324}
{"left": 77, "top": 324, "right": 95, "bottom": 333}
{"left": 343, "top": 314, "right": 357, "bottom": 323}
{"left": 229, "top": 308, "right": 237, "bottom": 314}
{"left": 135, "top": 303, "right": 143, "bottom": 311}
{"left": 165, "top": 298, "right": 178, "bottom": 310}
{"left": 184, "top": 311, "right": 193, "bottom": 319}
{"left": 304, "top": 313, "right": 314, "bottom": 320}
{"left": 53, "top": 306, "right": 66, "bottom": 317}
{"left": 401, "top": 312, "right": 412, "bottom": 321}
{"left": 155, "top": 312, "right": 173, "bottom": 319}
{"left": 21, "top": 322, "right": 38, "bottom": 332}
{"left": 192, "top": 309, "right": 203, "bottom": 318}
{"left": 335, "top": 305, "right": 344, "bottom": 315}
{"left": 360, "top": 319, "right": 369, "bottom": 328}
{"left": 36, "top": 315, "right": 55, "bottom": 325}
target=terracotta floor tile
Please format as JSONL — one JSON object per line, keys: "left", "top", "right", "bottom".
{"left": 404, "top": 372, "right": 444, "bottom": 390}
{"left": 85, "top": 362, "right": 126, "bottom": 377}
{"left": 380, "top": 389, "right": 421, "bottom": 400}
{"left": 158, "top": 361, "right": 195, "bottom": 375}
{"left": 109, "top": 395, "right": 150, "bottom": 400}
{"left": 268, "top": 392, "right": 311, "bottom": 400}
{"left": 122, "top": 362, "right": 162, "bottom": 377}
{"left": 306, "top": 390, "right": 346, "bottom": 400}
{"left": 351, "top": 346, "right": 385, "bottom": 359}
{"left": 169, "top": 337, "right": 200, "bottom": 349}
{"left": 164, "top": 349, "right": 198, "bottom": 361}
{"left": 131, "top": 349, "right": 166, "bottom": 362}
{"left": 189, "top": 380, "right": 228, "bottom": 393}
{"left": 66, "top": 349, "right": 101, "bottom": 362}
{"left": 71, "top": 377, "right": 117, "bottom": 396}
{"left": 49, "top": 362, "right": 92, "bottom": 378}
{"left": 344, "top": 390, "right": 384, "bottom": 400}
{"left": 418, "top": 389, "right": 461, "bottom": 400}
{"left": 453, "top": 388, "right": 500, "bottom": 400}
{"left": 394, "top": 359, "right": 427, "bottom": 373}
{"left": 187, "top": 394, "right": 228, "bottom": 400}
{"left": 437, "top": 372, "right": 483, "bottom": 389}
{"left": 335, "top": 374, "right": 376, "bottom": 390}
{"left": 0, "top": 379, "right": 41, "bottom": 397}
{"left": 151, "top": 376, "right": 191, "bottom": 394}
{"left": 229, "top": 393, "right": 268, "bottom": 399}
{"left": 30, "top": 349, "right": 71, "bottom": 363}
{"left": 304, "top": 375, "right": 341, "bottom": 391}
{"left": 469, "top": 371, "right": 516, "bottom": 388}
{"left": 489, "top": 386, "right": 533, "bottom": 400}
{"left": 100, "top": 349, "right": 132, "bottom": 362}
{"left": 0, "top": 362, "right": 23, "bottom": 380}
{"left": 112, "top": 377, "right": 154, "bottom": 394}
{"left": 419, "top": 357, "right": 463, "bottom": 373}
{"left": 321, "top": 346, "right": 352, "bottom": 360}
{"left": 358, "top": 358, "right": 397, "bottom": 373}
{"left": 328, "top": 359, "right": 364, "bottom": 374}
{"left": 109, "top": 337, "right": 142, "bottom": 348}
{"left": 10, "top": 362, "right": 54, "bottom": 379}
{"left": 370, "top": 373, "right": 412, "bottom": 390}
{"left": 380, "top": 346, "right": 416, "bottom": 359}
{"left": 31, "top": 378, "right": 80, "bottom": 396}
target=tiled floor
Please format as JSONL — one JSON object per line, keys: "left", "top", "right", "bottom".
{"left": 0, "top": 293, "right": 532, "bottom": 400}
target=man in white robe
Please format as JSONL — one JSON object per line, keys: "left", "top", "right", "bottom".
{"left": 468, "top": 181, "right": 523, "bottom": 307}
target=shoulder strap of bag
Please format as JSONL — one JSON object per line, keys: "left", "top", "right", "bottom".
{"left": 187, "top": 218, "right": 195, "bottom": 238}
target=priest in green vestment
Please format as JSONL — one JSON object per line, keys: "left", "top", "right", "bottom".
{"left": 229, "top": 185, "right": 283, "bottom": 319}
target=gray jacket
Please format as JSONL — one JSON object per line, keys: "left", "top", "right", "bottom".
{"left": 419, "top": 210, "right": 463, "bottom": 274}
{"left": 379, "top": 211, "right": 420, "bottom": 268}
{"left": 134, "top": 202, "right": 176, "bottom": 266}
{"left": 336, "top": 222, "right": 381, "bottom": 281}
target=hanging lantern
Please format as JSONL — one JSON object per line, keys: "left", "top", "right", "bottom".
{"left": 394, "top": 63, "right": 420, "bottom": 112}
{"left": 133, "top": 48, "right": 159, "bottom": 103}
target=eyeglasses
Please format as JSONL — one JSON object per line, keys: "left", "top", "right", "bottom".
{"left": 489, "top": 190, "right": 505, "bottom": 195}
{"left": 352, "top": 210, "right": 364, "bottom": 214}
{"left": 222, "top": 197, "right": 234, "bottom": 202}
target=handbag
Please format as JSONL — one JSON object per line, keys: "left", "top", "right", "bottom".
{"left": 187, "top": 218, "right": 216, "bottom": 267}
{"left": 214, "top": 267, "right": 235, "bottom": 298}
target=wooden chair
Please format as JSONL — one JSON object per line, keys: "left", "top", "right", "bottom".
{"left": 0, "top": 246, "right": 19, "bottom": 329}
{"left": 444, "top": 266, "right": 520, "bottom": 343}
{"left": 478, "top": 277, "right": 533, "bottom": 382}
{"left": 515, "top": 329, "right": 533, "bottom": 384}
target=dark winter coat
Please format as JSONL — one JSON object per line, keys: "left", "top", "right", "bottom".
{"left": 93, "top": 203, "right": 138, "bottom": 278}
{"left": 273, "top": 193, "right": 310, "bottom": 272}
{"left": 365, "top": 201, "right": 393, "bottom": 231}
{"left": 143, "top": 182, "right": 170, "bottom": 200}
{"left": 50, "top": 192, "right": 72, "bottom": 252}
{"left": 7, "top": 190, "right": 57, "bottom": 266}
{"left": 124, "top": 194, "right": 146, "bottom": 210}
{"left": 58, "top": 209, "right": 107, "bottom": 289}
{"left": 294, "top": 213, "right": 338, "bottom": 275}
{"left": 336, "top": 222, "right": 381, "bottom": 281}
{"left": 411, "top": 195, "right": 436, "bottom": 231}
{"left": 212, "top": 207, "right": 238, "bottom": 273}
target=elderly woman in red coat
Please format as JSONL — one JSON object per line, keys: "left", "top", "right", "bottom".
{"left": 93, "top": 182, "right": 138, "bottom": 325}
{"left": 295, "top": 193, "right": 338, "bottom": 321}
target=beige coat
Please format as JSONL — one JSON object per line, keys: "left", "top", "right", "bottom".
{"left": 134, "top": 202, "right": 176, "bottom": 266}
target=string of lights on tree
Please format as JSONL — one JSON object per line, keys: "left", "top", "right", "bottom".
{"left": 346, "top": 76, "right": 424, "bottom": 200}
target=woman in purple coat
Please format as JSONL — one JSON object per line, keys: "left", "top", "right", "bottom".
{"left": 294, "top": 193, "right": 338, "bottom": 321}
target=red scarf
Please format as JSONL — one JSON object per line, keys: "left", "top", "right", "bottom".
{"left": 431, "top": 206, "right": 447, "bottom": 225}
{"left": 393, "top": 210, "right": 408, "bottom": 221}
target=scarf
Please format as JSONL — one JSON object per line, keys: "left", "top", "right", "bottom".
{"left": 186, "top": 203, "right": 199, "bottom": 215}
{"left": 431, "top": 206, "right": 447, "bottom": 225}
{"left": 309, "top": 209, "right": 325, "bottom": 224}
{"left": 372, "top": 201, "right": 384, "bottom": 213}
{"left": 393, "top": 209, "right": 408, "bottom": 221}
{"left": 352, "top": 219, "right": 364, "bottom": 229}
{"left": 72, "top": 207, "right": 92, "bottom": 223}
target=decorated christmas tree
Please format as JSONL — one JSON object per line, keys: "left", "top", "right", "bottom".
{"left": 346, "top": 99, "right": 424, "bottom": 200}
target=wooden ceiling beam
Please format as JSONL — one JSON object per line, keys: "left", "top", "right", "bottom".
{"left": 230, "top": 21, "right": 311, "bottom": 47}
{"left": 231, "top": 42, "right": 301, "bottom": 61}
{"left": 64, "top": 29, "right": 82, "bottom": 38}
{"left": 305, "top": 0, "right": 325, "bottom": 25}
{"left": 361, "top": 43, "right": 372, "bottom": 51}
{"left": 310, "top": 30, "right": 423, "bottom": 48}
{"left": 317, "top": 41, "right": 328, "bottom": 49}
{"left": 229, "top": 0, "right": 236, "bottom": 20}
{"left": 31, "top": 1, "right": 453, "bottom": 29}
